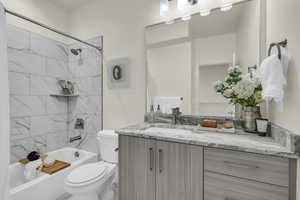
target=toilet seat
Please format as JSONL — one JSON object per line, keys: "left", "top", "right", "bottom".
{"left": 66, "top": 163, "right": 108, "bottom": 187}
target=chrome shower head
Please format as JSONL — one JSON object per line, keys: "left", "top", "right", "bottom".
{"left": 70, "top": 48, "right": 82, "bottom": 56}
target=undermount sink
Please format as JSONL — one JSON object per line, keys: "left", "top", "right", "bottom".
{"left": 144, "top": 127, "right": 193, "bottom": 135}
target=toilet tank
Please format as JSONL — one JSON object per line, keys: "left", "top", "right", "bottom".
{"left": 97, "top": 130, "right": 118, "bottom": 163}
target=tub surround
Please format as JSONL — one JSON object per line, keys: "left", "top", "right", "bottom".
{"left": 8, "top": 24, "right": 102, "bottom": 163}
{"left": 116, "top": 123, "right": 299, "bottom": 159}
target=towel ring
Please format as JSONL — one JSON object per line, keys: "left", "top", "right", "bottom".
{"left": 268, "top": 39, "right": 288, "bottom": 60}
{"left": 268, "top": 43, "right": 282, "bottom": 60}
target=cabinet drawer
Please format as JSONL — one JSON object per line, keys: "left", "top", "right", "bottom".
{"left": 204, "top": 148, "right": 289, "bottom": 186}
{"left": 204, "top": 172, "right": 289, "bottom": 200}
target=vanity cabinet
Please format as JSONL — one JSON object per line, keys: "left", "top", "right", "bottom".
{"left": 204, "top": 148, "right": 295, "bottom": 200}
{"left": 119, "top": 136, "right": 156, "bottom": 200}
{"left": 119, "top": 135, "right": 204, "bottom": 200}
{"left": 119, "top": 135, "right": 296, "bottom": 200}
{"left": 155, "top": 141, "right": 190, "bottom": 200}
{"left": 204, "top": 172, "right": 289, "bottom": 200}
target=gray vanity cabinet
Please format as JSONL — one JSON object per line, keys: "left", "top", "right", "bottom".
{"left": 155, "top": 141, "right": 189, "bottom": 200}
{"left": 119, "top": 136, "right": 156, "bottom": 200}
{"left": 204, "top": 172, "right": 289, "bottom": 200}
{"left": 204, "top": 148, "right": 296, "bottom": 200}
{"left": 119, "top": 135, "right": 296, "bottom": 200}
{"left": 119, "top": 135, "right": 204, "bottom": 200}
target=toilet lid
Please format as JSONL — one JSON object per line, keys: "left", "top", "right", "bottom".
{"left": 67, "top": 163, "right": 107, "bottom": 185}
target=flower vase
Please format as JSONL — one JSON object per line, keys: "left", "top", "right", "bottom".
{"left": 241, "top": 106, "right": 261, "bottom": 133}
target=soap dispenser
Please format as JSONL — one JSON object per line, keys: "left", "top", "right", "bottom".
{"left": 156, "top": 104, "right": 162, "bottom": 116}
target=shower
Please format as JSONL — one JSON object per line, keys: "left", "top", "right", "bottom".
{"left": 70, "top": 48, "right": 82, "bottom": 56}
{"left": 71, "top": 48, "right": 83, "bottom": 65}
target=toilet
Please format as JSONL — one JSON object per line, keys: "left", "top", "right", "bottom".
{"left": 64, "top": 130, "right": 118, "bottom": 200}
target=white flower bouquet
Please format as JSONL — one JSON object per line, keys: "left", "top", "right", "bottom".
{"left": 213, "top": 66, "right": 263, "bottom": 107}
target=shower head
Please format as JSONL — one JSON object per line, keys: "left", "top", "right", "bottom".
{"left": 70, "top": 48, "right": 82, "bottom": 56}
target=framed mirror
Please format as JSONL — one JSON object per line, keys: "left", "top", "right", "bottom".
{"left": 145, "top": 0, "right": 266, "bottom": 117}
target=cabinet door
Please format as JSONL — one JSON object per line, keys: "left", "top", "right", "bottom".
{"left": 119, "top": 136, "right": 156, "bottom": 200}
{"left": 190, "top": 145, "right": 204, "bottom": 200}
{"left": 156, "top": 141, "right": 189, "bottom": 200}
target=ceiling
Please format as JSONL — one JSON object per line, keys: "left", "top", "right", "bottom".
{"left": 49, "top": 0, "right": 95, "bottom": 11}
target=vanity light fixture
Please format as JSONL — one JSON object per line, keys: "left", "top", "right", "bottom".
{"left": 160, "top": 0, "right": 170, "bottom": 16}
{"left": 221, "top": 0, "right": 233, "bottom": 12}
{"left": 178, "top": 0, "right": 190, "bottom": 11}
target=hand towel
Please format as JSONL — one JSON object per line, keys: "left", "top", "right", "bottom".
{"left": 260, "top": 55, "right": 288, "bottom": 112}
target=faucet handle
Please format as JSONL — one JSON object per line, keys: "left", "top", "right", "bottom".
{"left": 172, "top": 107, "right": 181, "bottom": 115}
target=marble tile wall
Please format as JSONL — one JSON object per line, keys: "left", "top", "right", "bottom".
{"left": 8, "top": 25, "right": 102, "bottom": 162}
{"left": 68, "top": 37, "right": 102, "bottom": 155}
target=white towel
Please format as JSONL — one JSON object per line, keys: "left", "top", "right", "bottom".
{"left": 260, "top": 54, "right": 289, "bottom": 112}
{"left": 24, "top": 159, "right": 43, "bottom": 181}
{"left": 153, "top": 96, "right": 183, "bottom": 114}
{"left": 281, "top": 48, "right": 290, "bottom": 79}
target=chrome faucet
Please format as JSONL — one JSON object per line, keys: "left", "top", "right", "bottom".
{"left": 171, "top": 107, "right": 182, "bottom": 125}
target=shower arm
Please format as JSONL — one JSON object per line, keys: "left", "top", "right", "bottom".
{"left": 4, "top": 8, "right": 103, "bottom": 53}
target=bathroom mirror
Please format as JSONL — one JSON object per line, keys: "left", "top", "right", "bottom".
{"left": 145, "top": 0, "right": 265, "bottom": 116}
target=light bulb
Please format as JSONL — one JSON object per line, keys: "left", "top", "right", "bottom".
{"left": 178, "top": 0, "right": 189, "bottom": 11}
{"left": 221, "top": 3, "right": 233, "bottom": 11}
{"left": 160, "top": 0, "right": 169, "bottom": 16}
{"left": 200, "top": 9, "right": 211, "bottom": 16}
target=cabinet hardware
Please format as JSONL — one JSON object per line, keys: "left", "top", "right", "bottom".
{"left": 159, "top": 149, "right": 163, "bottom": 173}
{"left": 149, "top": 148, "right": 154, "bottom": 171}
{"left": 224, "top": 160, "right": 259, "bottom": 169}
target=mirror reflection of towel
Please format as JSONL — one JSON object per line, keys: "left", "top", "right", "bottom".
{"left": 153, "top": 97, "right": 183, "bottom": 114}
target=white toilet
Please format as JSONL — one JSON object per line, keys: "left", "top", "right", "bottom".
{"left": 64, "top": 130, "right": 118, "bottom": 200}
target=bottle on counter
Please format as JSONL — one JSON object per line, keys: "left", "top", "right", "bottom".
{"left": 148, "top": 105, "right": 155, "bottom": 123}
{"left": 156, "top": 104, "right": 162, "bottom": 116}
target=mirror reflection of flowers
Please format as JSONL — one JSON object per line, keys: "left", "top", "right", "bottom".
{"left": 213, "top": 65, "right": 263, "bottom": 106}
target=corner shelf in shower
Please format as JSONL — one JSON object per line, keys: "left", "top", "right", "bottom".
{"left": 50, "top": 94, "right": 79, "bottom": 98}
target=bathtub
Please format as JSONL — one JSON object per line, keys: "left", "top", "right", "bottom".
{"left": 9, "top": 147, "right": 97, "bottom": 200}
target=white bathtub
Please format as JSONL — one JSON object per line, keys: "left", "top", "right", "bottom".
{"left": 9, "top": 147, "right": 97, "bottom": 200}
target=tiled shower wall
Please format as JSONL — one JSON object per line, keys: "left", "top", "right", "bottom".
{"left": 68, "top": 38, "right": 102, "bottom": 154}
{"left": 8, "top": 24, "right": 102, "bottom": 163}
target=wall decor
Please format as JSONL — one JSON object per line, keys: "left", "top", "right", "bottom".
{"left": 107, "top": 58, "right": 130, "bottom": 89}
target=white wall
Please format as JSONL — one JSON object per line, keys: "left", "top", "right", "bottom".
{"left": 266, "top": 2, "right": 300, "bottom": 197}
{"left": 1, "top": 0, "right": 70, "bottom": 42}
{"left": 266, "top": 0, "right": 300, "bottom": 135}
{"left": 68, "top": 0, "right": 161, "bottom": 129}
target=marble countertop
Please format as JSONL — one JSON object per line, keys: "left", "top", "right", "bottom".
{"left": 116, "top": 123, "right": 299, "bottom": 159}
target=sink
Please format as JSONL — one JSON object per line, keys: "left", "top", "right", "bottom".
{"left": 144, "top": 127, "right": 193, "bottom": 135}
